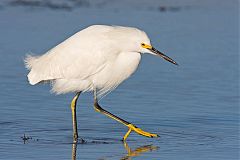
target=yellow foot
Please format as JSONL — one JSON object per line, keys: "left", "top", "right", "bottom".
{"left": 123, "top": 124, "right": 159, "bottom": 141}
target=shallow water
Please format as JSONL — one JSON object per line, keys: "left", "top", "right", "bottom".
{"left": 0, "top": 1, "right": 239, "bottom": 160}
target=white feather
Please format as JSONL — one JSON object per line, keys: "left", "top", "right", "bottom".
{"left": 25, "top": 25, "right": 150, "bottom": 97}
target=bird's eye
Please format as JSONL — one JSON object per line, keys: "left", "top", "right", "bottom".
{"left": 141, "top": 43, "right": 145, "bottom": 46}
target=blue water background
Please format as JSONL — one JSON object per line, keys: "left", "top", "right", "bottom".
{"left": 0, "top": 1, "right": 239, "bottom": 159}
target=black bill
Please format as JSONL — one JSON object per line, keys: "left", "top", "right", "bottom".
{"left": 150, "top": 47, "right": 178, "bottom": 65}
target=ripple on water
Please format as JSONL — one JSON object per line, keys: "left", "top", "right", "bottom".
{"left": 159, "top": 129, "right": 221, "bottom": 150}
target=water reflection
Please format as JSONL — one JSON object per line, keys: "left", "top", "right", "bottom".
{"left": 71, "top": 143, "right": 77, "bottom": 160}
{"left": 121, "top": 142, "right": 159, "bottom": 160}
{"left": 71, "top": 141, "right": 159, "bottom": 160}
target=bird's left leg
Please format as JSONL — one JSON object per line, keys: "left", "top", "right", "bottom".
{"left": 93, "top": 90, "right": 158, "bottom": 141}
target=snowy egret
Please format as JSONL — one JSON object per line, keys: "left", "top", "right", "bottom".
{"left": 25, "top": 25, "right": 178, "bottom": 142}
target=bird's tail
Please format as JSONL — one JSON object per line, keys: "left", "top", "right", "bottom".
{"left": 24, "top": 54, "right": 39, "bottom": 70}
{"left": 24, "top": 54, "right": 41, "bottom": 85}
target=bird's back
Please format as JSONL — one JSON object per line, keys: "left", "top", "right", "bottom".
{"left": 26, "top": 26, "right": 105, "bottom": 83}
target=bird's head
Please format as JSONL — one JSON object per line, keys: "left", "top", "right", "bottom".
{"left": 132, "top": 30, "right": 178, "bottom": 65}
{"left": 114, "top": 26, "right": 178, "bottom": 65}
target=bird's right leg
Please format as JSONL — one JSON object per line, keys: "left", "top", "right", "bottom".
{"left": 93, "top": 90, "right": 158, "bottom": 141}
{"left": 70, "top": 92, "right": 81, "bottom": 143}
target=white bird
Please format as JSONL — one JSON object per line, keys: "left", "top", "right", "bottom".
{"left": 25, "top": 25, "right": 177, "bottom": 143}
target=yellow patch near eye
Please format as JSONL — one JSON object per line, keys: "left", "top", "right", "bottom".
{"left": 141, "top": 43, "right": 152, "bottom": 49}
